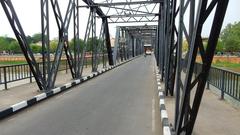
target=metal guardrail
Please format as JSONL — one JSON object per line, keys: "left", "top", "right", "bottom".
{"left": 0, "top": 60, "right": 68, "bottom": 90}
{"left": 194, "top": 63, "right": 240, "bottom": 101}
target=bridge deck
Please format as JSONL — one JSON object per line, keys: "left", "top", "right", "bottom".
{"left": 0, "top": 56, "right": 161, "bottom": 135}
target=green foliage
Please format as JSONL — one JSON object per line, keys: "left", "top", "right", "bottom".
{"left": 213, "top": 61, "right": 240, "bottom": 72}
{"left": 9, "top": 40, "right": 21, "bottom": 53}
{"left": 31, "top": 33, "right": 42, "bottom": 43}
{"left": 220, "top": 22, "right": 240, "bottom": 52}
{"left": 0, "top": 33, "right": 88, "bottom": 54}
{"left": 0, "top": 36, "right": 9, "bottom": 51}
{"left": 0, "top": 36, "right": 21, "bottom": 53}
{"left": 50, "top": 40, "right": 58, "bottom": 53}
{"left": 215, "top": 40, "right": 224, "bottom": 52}
{"left": 69, "top": 38, "right": 85, "bottom": 51}
{"left": 30, "top": 44, "right": 41, "bottom": 53}
{"left": 86, "top": 37, "right": 101, "bottom": 52}
{"left": 182, "top": 39, "right": 189, "bottom": 52}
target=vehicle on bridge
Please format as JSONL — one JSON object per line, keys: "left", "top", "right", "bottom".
{"left": 144, "top": 44, "right": 152, "bottom": 55}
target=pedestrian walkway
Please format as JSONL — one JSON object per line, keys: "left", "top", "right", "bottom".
{"left": 164, "top": 83, "right": 240, "bottom": 135}
{"left": 0, "top": 65, "right": 100, "bottom": 110}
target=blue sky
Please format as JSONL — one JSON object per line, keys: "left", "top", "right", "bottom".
{"left": 0, "top": 0, "right": 239, "bottom": 39}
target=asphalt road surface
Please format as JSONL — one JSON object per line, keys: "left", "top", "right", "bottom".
{"left": 0, "top": 56, "right": 159, "bottom": 135}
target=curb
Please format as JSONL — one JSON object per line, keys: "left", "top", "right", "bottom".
{"left": 155, "top": 66, "right": 171, "bottom": 135}
{"left": 0, "top": 56, "right": 140, "bottom": 120}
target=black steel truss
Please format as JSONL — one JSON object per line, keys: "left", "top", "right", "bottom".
{"left": 0, "top": 1, "right": 229, "bottom": 134}
{"left": 0, "top": 0, "right": 46, "bottom": 90}
{"left": 155, "top": 0, "right": 229, "bottom": 134}
{"left": 175, "top": 0, "right": 229, "bottom": 134}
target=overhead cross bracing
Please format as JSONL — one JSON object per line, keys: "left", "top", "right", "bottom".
{"left": 120, "top": 25, "right": 157, "bottom": 44}
{"left": 79, "top": 0, "right": 162, "bottom": 23}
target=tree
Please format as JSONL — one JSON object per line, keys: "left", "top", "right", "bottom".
{"left": 8, "top": 40, "right": 21, "bottom": 53}
{"left": 69, "top": 38, "right": 85, "bottom": 51}
{"left": 0, "top": 36, "right": 9, "bottom": 51}
{"left": 220, "top": 22, "right": 240, "bottom": 52}
{"left": 215, "top": 40, "right": 224, "bottom": 52}
{"left": 31, "top": 33, "right": 42, "bottom": 43}
{"left": 50, "top": 40, "right": 58, "bottom": 53}
{"left": 86, "top": 37, "right": 101, "bottom": 52}
{"left": 30, "top": 44, "right": 41, "bottom": 53}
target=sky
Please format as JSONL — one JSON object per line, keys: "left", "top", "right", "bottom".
{"left": 0, "top": 0, "right": 239, "bottom": 39}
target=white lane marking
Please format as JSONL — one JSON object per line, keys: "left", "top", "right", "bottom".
{"left": 65, "top": 83, "right": 72, "bottom": 88}
{"left": 157, "top": 82, "right": 161, "bottom": 85}
{"left": 161, "top": 110, "right": 168, "bottom": 120}
{"left": 52, "top": 87, "right": 61, "bottom": 94}
{"left": 152, "top": 98, "right": 156, "bottom": 132}
{"left": 158, "top": 86, "right": 162, "bottom": 90}
{"left": 163, "top": 126, "right": 171, "bottom": 135}
{"left": 34, "top": 93, "right": 47, "bottom": 101}
{"left": 11, "top": 101, "right": 28, "bottom": 112}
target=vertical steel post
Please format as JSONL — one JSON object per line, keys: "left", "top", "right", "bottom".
{"left": 41, "top": 0, "right": 50, "bottom": 87}
{"left": 221, "top": 71, "right": 225, "bottom": 99}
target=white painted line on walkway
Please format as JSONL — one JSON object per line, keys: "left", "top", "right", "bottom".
{"left": 34, "top": 93, "right": 47, "bottom": 101}
{"left": 163, "top": 127, "right": 171, "bottom": 135}
{"left": 65, "top": 83, "right": 72, "bottom": 88}
{"left": 89, "top": 74, "right": 94, "bottom": 78}
{"left": 160, "top": 99, "right": 165, "bottom": 105}
{"left": 83, "top": 76, "right": 88, "bottom": 80}
{"left": 11, "top": 101, "right": 28, "bottom": 112}
{"left": 159, "top": 91, "right": 164, "bottom": 97}
{"left": 152, "top": 98, "right": 156, "bottom": 133}
{"left": 75, "top": 79, "right": 81, "bottom": 84}
{"left": 161, "top": 110, "right": 168, "bottom": 120}
{"left": 52, "top": 87, "right": 61, "bottom": 94}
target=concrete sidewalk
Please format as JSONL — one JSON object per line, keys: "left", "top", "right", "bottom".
{"left": 164, "top": 84, "right": 240, "bottom": 135}
{"left": 0, "top": 65, "right": 103, "bottom": 110}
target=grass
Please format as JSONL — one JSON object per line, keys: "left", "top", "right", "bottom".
{"left": 0, "top": 61, "right": 27, "bottom": 66}
{"left": 213, "top": 61, "right": 240, "bottom": 72}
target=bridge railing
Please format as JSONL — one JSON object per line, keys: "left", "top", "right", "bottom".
{"left": 0, "top": 60, "right": 68, "bottom": 90}
{"left": 194, "top": 63, "right": 240, "bottom": 101}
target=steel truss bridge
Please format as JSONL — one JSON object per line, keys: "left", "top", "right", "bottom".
{"left": 0, "top": 0, "right": 229, "bottom": 134}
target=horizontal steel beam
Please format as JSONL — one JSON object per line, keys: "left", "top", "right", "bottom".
{"left": 108, "top": 20, "right": 158, "bottom": 23}
{"left": 104, "top": 13, "right": 159, "bottom": 18}
{"left": 96, "top": 1, "right": 163, "bottom": 6}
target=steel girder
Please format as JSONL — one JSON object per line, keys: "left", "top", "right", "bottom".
{"left": 103, "top": 18, "right": 114, "bottom": 65}
{"left": 0, "top": 0, "right": 46, "bottom": 90}
{"left": 48, "top": 0, "right": 75, "bottom": 89}
{"left": 73, "top": 0, "right": 81, "bottom": 78}
{"left": 91, "top": 7, "right": 97, "bottom": 72}
{"left": 41, "top": 0, "right": 50, "bottom": 86}
{"left": 81, "top": 0, "right": 114, "bottom": 66}
{"left": 174, "top": 0, "right": 196, "bottom": 130}
{"left": 155, "top": 0, "right": 228, "bottom": 134}
{"left": 174, "top": 0, "right": 229, "bottom": 134}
